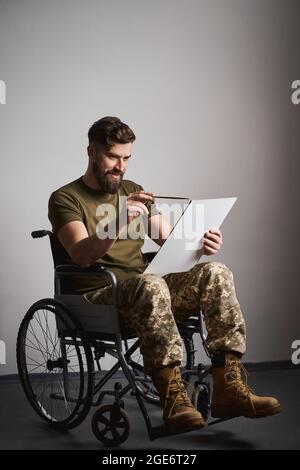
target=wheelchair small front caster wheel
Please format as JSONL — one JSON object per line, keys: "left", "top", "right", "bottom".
{"left": 192, "top": 383, "right": 210, "bottom": 421}
{"left": 92, "top": 404, "right": 130, "bottom": 446}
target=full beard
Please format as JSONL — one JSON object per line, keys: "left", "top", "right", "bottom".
{"left": 92, "top": 161, "right": 123, "bottom": 194}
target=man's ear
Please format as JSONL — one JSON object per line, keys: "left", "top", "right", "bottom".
{"left": 87, "top": 144, "right": 98, "bottom": 162}
{"left": 87, "top": 144, "right": 93, "bottom": 159}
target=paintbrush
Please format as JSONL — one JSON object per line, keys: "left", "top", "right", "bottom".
{"left": 154, "top": 196, "right": 190, "bottom": 200}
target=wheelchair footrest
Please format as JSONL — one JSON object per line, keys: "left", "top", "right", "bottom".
{"left": 149, "top": 423, "right": 205, "bottom": 441}
{"left": 208, "top": 416, "right": 235, "bottom": 425}
{"left": 149, "top": 424, "right": 169, "bottom": 440}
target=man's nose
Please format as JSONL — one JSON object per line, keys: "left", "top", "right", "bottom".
{"left": 115, "top": 160, "right": 125, "bottom": 173}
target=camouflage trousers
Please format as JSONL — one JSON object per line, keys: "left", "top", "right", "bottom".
{"left": 85, "top": 262, "right": 246, "bottom": 371}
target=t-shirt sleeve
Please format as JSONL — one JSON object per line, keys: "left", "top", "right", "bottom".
{"left": 48, "top": 190, "right": 83, "bottom": 234}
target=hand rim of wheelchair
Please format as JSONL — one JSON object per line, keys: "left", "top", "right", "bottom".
{"left": 16, "top": 298, "right": 95, "bottom": 429}
{"left": 92, "top": 404, "right": 130, "bottom": 446}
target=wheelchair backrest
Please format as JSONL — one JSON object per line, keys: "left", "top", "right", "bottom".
{"left": 31, "top": 229, "right": 71, "bottom": 267}
{"left": 32, "top": 230, "right": 75, "bottom": 294}
{"left": 49, "top": 233, "right": 71, "bottom": 267}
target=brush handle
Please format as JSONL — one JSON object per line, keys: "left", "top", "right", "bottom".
{"left": 154, "top": 196, "right": 190, "bottom": 200}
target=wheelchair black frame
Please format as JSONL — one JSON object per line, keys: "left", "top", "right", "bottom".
{"left": 17, "top": 229, "right": 232, "bottom": 446}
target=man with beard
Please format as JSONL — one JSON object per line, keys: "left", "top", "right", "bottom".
{"left": 48, "top": 117, "right": 281, "bottom": 435}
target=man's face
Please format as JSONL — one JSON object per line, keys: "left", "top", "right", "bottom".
{"left": 92, "top": 142, "right": 132, "bottom": 193}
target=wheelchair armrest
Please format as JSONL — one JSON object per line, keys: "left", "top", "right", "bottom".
{"left": 55, "top": 263, "right": 107, "bottom": 274}
{"left": 55, "top": 264, "right": 118, "bottom": 306}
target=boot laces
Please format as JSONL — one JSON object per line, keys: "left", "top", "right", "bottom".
{"left": 227, "top": 360, "right": 255, "bottom": 397}
{"left": 165, "top": 373, "right": 193, "bottom": 418}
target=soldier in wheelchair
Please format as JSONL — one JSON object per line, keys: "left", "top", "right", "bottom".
{"left": 17, "top": 116, "right": 281, "bottom": 446}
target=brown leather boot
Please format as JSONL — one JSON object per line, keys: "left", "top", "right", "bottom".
{"left": 211, "top": 353, "right": 282, "bottom": 418}
{"left": 152, "top": 365, "right": 205, "bottom": 433}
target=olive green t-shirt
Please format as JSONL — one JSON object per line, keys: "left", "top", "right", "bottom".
{"left": 48, "top": 177, "right": 160, "bottom": 294}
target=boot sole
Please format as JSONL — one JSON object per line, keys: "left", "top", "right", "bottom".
{"left": 211, "top": 403, "right": 282, "bottom": 419}
{"left": 166, "top": 417, "right": 206, "bottom": 434}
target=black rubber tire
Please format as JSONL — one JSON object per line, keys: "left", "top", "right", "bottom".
{"left": 92, "top": 404, "right": 130, "bottom": 446}
{"left": 17, "top": 298, "right": 94, "bottom": 429}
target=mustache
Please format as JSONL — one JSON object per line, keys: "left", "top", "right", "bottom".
{"left": 107, "top": 170, "right": 124, "bottom": 176}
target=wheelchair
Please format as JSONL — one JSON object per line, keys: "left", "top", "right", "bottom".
{"left": 16, "top": 229, "right": 219, "bottom": 447}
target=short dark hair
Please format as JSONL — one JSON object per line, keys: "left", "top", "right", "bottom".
{"left": 88, "top": 116, "right": 136, "bottom": 150}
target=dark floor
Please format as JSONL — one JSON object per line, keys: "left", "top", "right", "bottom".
{"left": 0, "top": 369, "right": 299, "bottom": 450}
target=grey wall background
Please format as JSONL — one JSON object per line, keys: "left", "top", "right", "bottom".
{"left": 0, "top": 0, "right": 299, "bottom": 375}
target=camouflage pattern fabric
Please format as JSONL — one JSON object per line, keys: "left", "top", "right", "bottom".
{"left": 85, "top": 261, "right": 246, "bottom": 371}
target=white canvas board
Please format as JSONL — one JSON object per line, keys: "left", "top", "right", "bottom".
{"left": 144, "top": 197, "right": 237, "bottom": 275}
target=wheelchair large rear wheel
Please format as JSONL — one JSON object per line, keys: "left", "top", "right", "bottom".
{"left": 17, "top": 298, "right": 94, "bottom": 429}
